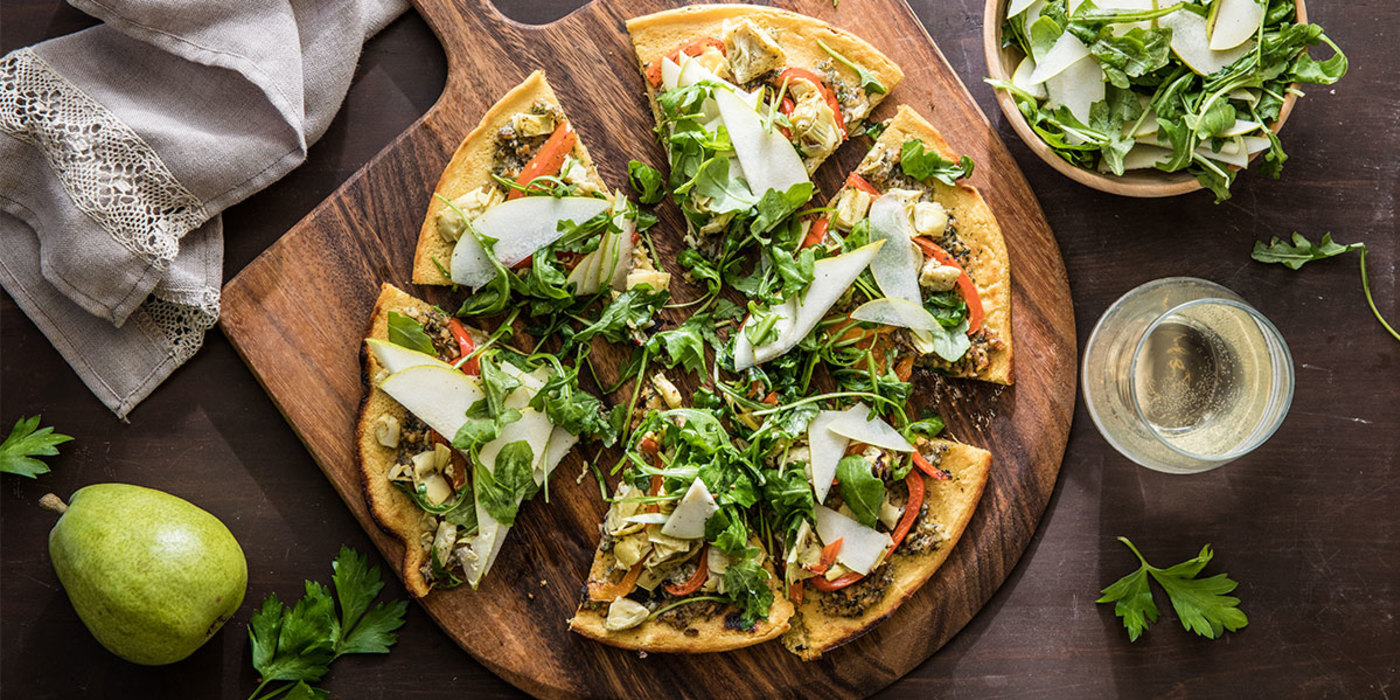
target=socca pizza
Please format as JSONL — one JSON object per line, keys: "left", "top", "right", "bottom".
{"left": 733, "top": 105, "right": 1013, "bottom": 386}
{"left": 412, "top": 70, "right": 670, "bottom": 311}
{"left": 357, "top": 283, "right": 613, "bottom": 595}
{"left": 569, "top": 374, "right": 795, "bottom": 652}
{"left": 626, "top": 5, "right": 902, "bottom": 255}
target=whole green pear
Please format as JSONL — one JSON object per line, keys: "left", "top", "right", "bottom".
{"left": 44, "top": 483, "right": 248, "bottom": 665}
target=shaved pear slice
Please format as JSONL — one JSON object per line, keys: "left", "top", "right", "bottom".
{"left": 451, "top": 196, "right": 611, "bottom": 289}
{"left": 1209, "top": 0, "right": 1266, "bottom": 51}
{"left": 1196, "top": 136, "right": 1249, "bottom": 167}
{"left": 366, "top": 338, "right": 452, "bottom": 375}
{"left": 1045, "top": 56, "right": 1105, "bottom": 125}
{"left": 541, "top": 426, "right": 578, "bottom": 482}
{"left": 1112, "top": 145, "right": 1173, "bottom": 171}
{"left": 661, "top": 478, "right": 720, "bottom": 539}
{"left": 867, "top": 197, "right": 922, "bottom": 304}
{"left": 565, "top": 229, "right": 606, "bottom": 295}
{"left": 827, "top": 403, "right": 914, "bottom": 452}
{"left": 607, "top": 213, "right": 636, "bottom": 291}
{"left": 1028, "top": 32, "right": 1092, "bottom": 85}
{"left": 851, "top": 297, "right": 943, "bottom": 333}
{"left": 733, "top": 241, "right": 885, "bottom": 370}
{"left": 378, "top": 365, "right": 483, "bottom": 441}
{"left": 813, "top": 505, "right": 892, "bottom": 575}
{"left": 1163, "top": 10, "right": 1253, "bottom": 76}
{"left": 462, "top": 407, "right": 555, "bottom": 587}
{"left": 713, "top": 87, "right": 810, "bottom": 197}
{"left": 806, "top": 410, "right": 848, "bottom": 504}
{"left": 1012, "top": 55, "right": 1049, "bottom": 100}
{"left": 1007, "top": 0, "right": 1038, "bottom": 18}
{"left": 660, "top": 56, "right": 682, "bottom": 92}
{"left": 1217, "top": 119, "right": 1263, "bottom": 137}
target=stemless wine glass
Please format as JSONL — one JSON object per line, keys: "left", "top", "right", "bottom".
{"left": 1082, "top": 278, "right": 1295, "bottom": 474}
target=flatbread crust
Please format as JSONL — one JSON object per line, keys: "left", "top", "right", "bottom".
{"left": 412, "top": 70, "right": 604, "bottom": 285}
{"left": 863, "top": 105, "right": 1014, "bottom": 385}
{"left": 355, "top": 283, "right": 467, "bottom": 597}
{"left": 627, "top": 4, "right": 904, "bottom": 142}
{"left": 568, "top": 537, "right": 795, "bottom": 653}
{"left": 782, "top": 437, "right": 991, "bottom": 660}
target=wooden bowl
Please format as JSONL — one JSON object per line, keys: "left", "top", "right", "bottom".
{"left": 982, "top": 0, "right": 1305, "bottom": 197}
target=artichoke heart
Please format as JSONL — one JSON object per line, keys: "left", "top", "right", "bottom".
{"left": 787, "top": 85, "right": 842, "bottom": 165}
{"left": 912, "top": 201, "right": 949, "bottom": 238}
{"left": 831, "top": 187, "right": 874, "bottom": 232}
{"left": 723, "top": 18, "right": 786, "bottom": 84}
{"left": 613, "top": 532, "right": 653, "bottom": 569}
{"left": 513, "top": 111, "right": 557, "bottom": 138}
{"left": 604, "top": 597, "right": 650, "bottom": 631}
{"left": 435, "top": 186, "right": 505, "bottom": 243}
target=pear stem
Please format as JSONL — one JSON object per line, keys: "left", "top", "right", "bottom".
{"left": 39, "top": 493, "right": 68, "bottom": 514}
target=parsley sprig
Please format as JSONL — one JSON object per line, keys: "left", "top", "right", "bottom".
{"left": 0, "top": 416, "right": 73, "bottom": 478}
{"left": 247, "top": 547, "right": 407, "bottom": 700}
{"left": 1097, "top": 536, "right": 1247, "bottom": 642}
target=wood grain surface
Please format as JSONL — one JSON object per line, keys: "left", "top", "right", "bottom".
{"left": 215, "top": 0, "right": 1076, "bottom": 696}
{"left": 2, "top": 1, "right": 1395, "bottom": 698}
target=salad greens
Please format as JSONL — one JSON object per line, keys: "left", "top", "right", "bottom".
{"left": 989, "top": 0, "right": 1347, "bottom": 201}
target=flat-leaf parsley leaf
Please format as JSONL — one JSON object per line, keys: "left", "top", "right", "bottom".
{"left": 0, "top": 416, "right": 73, "bottom": 478}
{"left": 1097, "top": 536, "right": 1247, "bottom": 642}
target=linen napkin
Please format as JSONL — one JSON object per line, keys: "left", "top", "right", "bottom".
{"left": 0, "top": 0, "right": 409, "bottom": 418}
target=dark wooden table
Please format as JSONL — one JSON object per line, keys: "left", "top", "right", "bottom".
{"left": 2, "top": 1, "right": 1395, "bottom": 697}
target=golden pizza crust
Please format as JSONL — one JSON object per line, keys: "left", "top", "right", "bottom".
{"left": 569, "top": 540, "right": 794, "bottom": 652}
{"left": 355, "top": 283, "right": 461, "bottom": 597}
{"left": 627, "top": 4, "right": 903, "bottom": 139}
{"left": 868, "top": 105, "right": 1014, "bottom": 385}
{"left": 781, "top": 438, "right": 991, "bottom": 660}
{"left": 412, "top": 70, "right": 604, "bottom": 285}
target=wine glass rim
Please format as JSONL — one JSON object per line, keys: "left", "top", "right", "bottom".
{"left": 1126, "top": 296, "right": 1295, "bottom": 463}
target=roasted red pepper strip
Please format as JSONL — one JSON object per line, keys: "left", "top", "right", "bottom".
{"left": 810, "top": 571, "right": 864, "bottom": 592}
{"left": 509, "top": 121, "right": 577, "bottom": 200}
{"left": 588, "top": 562, "right": 643, "bottom": 602}
{"left": 446, "top": 319, "right": 480, "bottom": 375}
{"left": 889, "top": 470, "right": 926, "bottom": 551}
{"left": 845, "top": 172, "right": 881, "bottom": 196}
{"left": 665, "top": 545, "right": 710, "bottom": 596}
{"left": 912, "top": 237, "right": 985, "bottom": 334}
{"left": 778, "top": 67, "right": 847, "bottom": 140}
{"left": 801, "top": 216, "right": 830, "bottom": 249}
{"left": 789, "top": 580, "right": 805, "bottom": 604}
{"left": 912, "top": 451, "right": 951, "bottom": 481}
{"left": 810, "top": 537, "right": 843, "bottom": 575}
{"left": 778, "top": 97, "right": 796, "bottom": 140}
{"left": 645, "top": 38, "right": 727, "bottom": 88}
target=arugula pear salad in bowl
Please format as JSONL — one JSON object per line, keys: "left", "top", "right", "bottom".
{"left": 984, "top": 0, "right": 1347, "bottom": 200}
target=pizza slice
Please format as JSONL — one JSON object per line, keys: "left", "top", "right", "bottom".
{"left": 626, "top": 5, "right": 903, "bottom": 249}
{"left": 734, "top": 105, "right": 1013, "bottom": 385}
{"left": 767, "top": 403, "right": 991, "bottom": 660}
{"left": 356, "top": 283, "right": 612, "bottom": 596}
{"left": 412, "top": 71, "right": 669, "bottom": 304}
{"left": 568, "top": 374, "right": 795, "bottom": 652}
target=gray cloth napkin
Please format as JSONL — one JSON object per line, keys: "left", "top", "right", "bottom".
{"left": 0, "top": 0, "right": 409, "bottom": 418}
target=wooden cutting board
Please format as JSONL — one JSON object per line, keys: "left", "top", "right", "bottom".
{"left": 220, "top": 0, "right": 1076, "bottom": 696}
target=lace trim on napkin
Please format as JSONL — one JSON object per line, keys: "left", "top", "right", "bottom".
{"left": 0, "top": 48, "right": 208, "bottom": 272}
{"left": 140, "top": 286, "right": 221, "bottom": 366}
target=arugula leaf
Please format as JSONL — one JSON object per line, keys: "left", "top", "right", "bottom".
{"left": 750, "top": 182, "right": 815, "bottom": 236}
{"left": 899, "top": 140, "right": 975, "bottom": 186}
{"left": 473, "top": 440, "right": 536, "bottom": 526}
{"left": 691, "top": 156, "right": 758, "bottom": 214}
{"left": 572, "top": 287, "right": 669, "bottom": 345}
{"left": 836, "top": 455, "right": 885, "bottom": 528}
{"left": 529, "top": 360, "right": 617, "bottom": 445}
{"left": 627, "top": 160, "right": 666, "bottom": 204}
{"left": 0, "top": 415, "right": 73, "bottom": 478}
{"left": 247, "top": 548, "right": 406, "bottom": 700}
{"left": 1250, "top": 232, "right": 1363, "bottom": 270}
{"left": 722, "top": 559, "right": 775, "bottom": 629}
{"left": 385, "top": 312, "right": 436, "bottom": 356}
{"left": 817, "top": 39, "right": 887, "bottom": 95}
{"left": 647, "top": 314, "right": 712, "bottom": 376}
{"left": 744, "top": 304, "right": 782, "bottom": 347}
{"left": 924, "top": 317, "right": 973, "bottom": 363}
{"left": 770, "top": 247, "right": 816, "bottom": 300}
{"left": 1251, "top": 233, "right": 1398, "bottom": 342}
{"left": 904, "top": 413, "right": 946, "bottom": 441}
{"left": 1096, "top": 537, "right": 1247, "bottom": 642}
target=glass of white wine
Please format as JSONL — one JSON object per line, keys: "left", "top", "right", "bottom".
{"left": 1082, "top": 278, "right": 1295, "bottom": 474}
